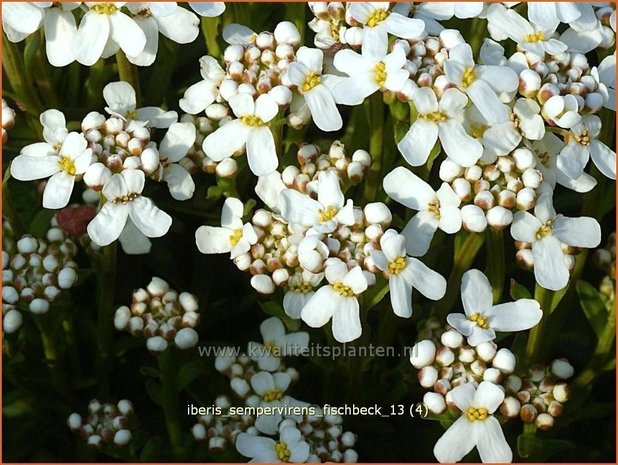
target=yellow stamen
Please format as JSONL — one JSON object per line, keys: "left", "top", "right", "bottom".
{"left": 424, "top": 111, "right": 448, "bottom": 124}
{"left": 524, "top": 31, "right": 545, "bottom": 43}
{"left": 469, "top": 312, "right": 489, "bottom": 329}
{"left": 374, "top": 61, "right": 387, "bottom": 86}
{"left": 428, "top": 201, "right": 441, "bottom": 219}
{"left": 262, "top": 388, "right": 283, "bottom": 402}
{"left": 58, "top": 155, "right": 77, "bottom": 176}
{"left": 302, "top": 71, "right": 321, "bottom": 92}
{"left": 461, "top": 66, "right": 477, "bottom": 88}
{"left": 575, "top": 130, "right": 590, "bottom": 146}
{"left": 470, "top": 123, "right": 488, "bottom": 139}
{"left": 292, "top": 281, "right": 313, "bottom": 294}
{"left": 229, "top": 228, "right": 243, "bottom": 246}
{"left": 112, "top": 193, "right": 140, "bottom": 204}
{"left": 466, "top": 406, "right": 488, "bottom": 421}
{"left": 535, "top": 220, "right": 553, "bottom": 240}
{"left": 318, "top": 206, "right": 338, "bottom": 222}
{"left": 367, "top": 8, "right": 388, "bottom": 27}
{"left": 264, "top": 340, "right": 282, "bottom": 357}
{"left": 91, "top": 3, "right": 118, "bottom": 14}
{"left": 240, "top": 115, "right": 265, "bottom": 127}
{"left": 125, "top": 110, "right": 138, "bottom": 120}
{"left": 333, "top": 282, "right": 354, "bottom": 297}
{"left": 275, "top": 441, "right": 291, "bottom": 462}
{"left": 387, "top": 256, "right": 406, "bottom": 276}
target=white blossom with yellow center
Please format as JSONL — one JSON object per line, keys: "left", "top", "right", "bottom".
{"left": 236, "top": 426, "right": 310, "bottom": 462}
{"left": 283, "top": 271, "right": 325, "bottom": 319}
{"left": 248, "top": 317, "right": 309, "bottom": 371}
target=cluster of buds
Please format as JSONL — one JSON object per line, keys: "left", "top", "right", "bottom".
{"left": 500, "top": 359, "right": 573, "bottom": 431}
{"left": 291, "top": 412, "right": 358, "bottom": 462}
{"left": 2, "top": 98, "right": 16, "bottom": 144}
{"left": 308, "top": 2, "right": 347, "bottom": 52}
{"left": 439, "top": 147, "right": 546, "bottom": 232}
{"left": 410, "top": 327, "right": 517, "bottom": 415}
{"left": 113, "top": 277, "right": 200, "bottom": 354}
{"left": 2, "top": 221, "right": 78, "bottom": 334}
{"left": 67, "top": 399, "right": 134, "bottom": 448}
{"left": 593, "top": 231, "right": 616, "bottom": 279}
{"left": 191, "top": 395, "right": 253, "bottom": 452}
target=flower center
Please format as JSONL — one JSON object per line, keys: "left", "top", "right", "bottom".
{"left": 240, "top": 115, "right": 265, "bottom": 127}
{"left": 524, "top": 31, "right": 545, "bottom": 43}
{"left": 112, "top": 192, "right": 140, "bottom": 204}
{"left": 275, "top": 441, "right": 291, "bottom": 462}
{"left": 292, "top": 280, "right": 313, "bottom": 294}
{"left": 428, "top": 201, "right": 441, "bottom": 219}
{"left": 469, "top": 312, "right": 489, "bottom": 329}
{"left": 466, "top": 406, "right": 488, "bottom": 421}
{"left": 125, "top": 110, "right": 138, "bottom": 120}
{"left": 264, "top": 340, "right": 282, "bottom": 356}
{"left": 58, "top": 155, "right": 77, "bottom": 176}
{"left": 374, "top": 61, "right": 387, "bottom": 86}
{"left": 262, "top": 388, "right": 284, "bottom": 402}
{"left": 535, "top": 220, "right": 553, "bottom": 240}
{"left": 332, "top": 282, "right": 354, "bottom": 297}
{"left": 302, "top": 71, "right": 322, "bottom": 92}
{"left": 229, "top": 228, "right": 243, "bottom": 246}
{"left": 469, "top": 123, "right": 487, "bottom": 139}
{"left": 91, "top": 3, "right": 118, "bottom": 14}
{"left": 461, "top": 66, "right": 477, "bottom": 88}
{"left": 424, "top": 111, "right": 448, "bottom": 124}
{"left": 387, "top": 256, "right": 406, "bottom": 276}
{"left": 536, "top": 150, "right": 550, "bottom": 165}
{"left": 575, "top": 130, "right": 590, "bottom": 146}
{"left": 367, "top": 8, "right": 389, "bottom": 27}
{"left": 318, "top": 205, "right": 338, "bottom": 222}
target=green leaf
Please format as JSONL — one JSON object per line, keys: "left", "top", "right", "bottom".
{"left": 517, "top": 434, "right": 575, "bottom": 460}
{"left": 140, "top": 366, "right": 160, "bottom": 378}
{"left": 140, "top": 437, "right": 163, "bottom": 462}
{"left": 259, "top": 301, "right": 287, "bottom": 320}
{"left": 576, "top": 280, "right": 608, "bottom": 339}
{"left": 510, "top": 279, "right": 532, "bottom": 300}
{"left": 145, "top": 379, "right": 164, "bottom": 407}
{"left": 28, "top": 209, "right": 54, "bottom": 238}
{"left": 23, "top": 33, "right": 41, "bottom": 73}
{"left": 177, "top": 360, "right": 206, "bottom": 392}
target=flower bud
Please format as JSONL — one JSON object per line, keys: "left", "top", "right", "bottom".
{"left": 439, "top": 159, "right": 464, "bottom": 182}
{"left": 552, "top": 382, "right": 570, "bottom": 403}
{"left": 192, "top": 423, "right": 207, "bottom": 441}
{"left": 423, "top": 392, "right": 446, "bottom": 414}
{"left": 520, "top": 403, "right": 538, "bottom": 422}
{"left": 231, "top": 377, "right": 251, "bottom": 397}
{"left": 274, "top": 21, "right": 301, "bottom": 46}
{"left": 3, "top": 309, "right": 23, "bottom": 334}
{"left": 486, "top": 206, "right": 513, "bottom": 230}
{"left": 460, "top": 205, "right": 488, "bottom": 233}
{"left": 535, "top": 412, "right": 554, "bottom": 430}
{"left": 458, "top": 346, "right": 476, "bottom": 363}
{"left": 435, "top": 346, "right": 455, "bottom": 366}
{"left": 441, "top": 329, "right": 463, "bottom": 349}
{"left": 146, "top": 336, "right": 168, "bottom": 354}
{"left": 114, "top": 306, "right": 131, "bottom": 330}
{"left": 519, "top": 69, "right": 542, "bottom": 98}
{"left": 418, "top": 366, "right": 439, "bottom": 388}
{"left": 410, "top": 340, "right": 436, "bottom": 368}
{"left": 493, "top": 348, "right": 516, "bottom": 373}
{"left": 58, "top": 267, "right": 77, "bottom": 289}
{"left": 30, "top": 298, "right": 50, "bottom": 314}
{"left": 483, "top": 367, "right": 502, "bottom": 383}
{"left": 269, "top": 85, "right": 293, "bottom": 107}
{"left": 114, "top": 430, "right": 132, "bottom": 446}
{"left": 250, "top": 275, "right": 275, "bottom": 294}
{"left": 175, "top": 327, "right": 199, "bottom": 349}
{"left": 17, "top": 236, "right": 38, "bottom": 254}
{"left": 550, "top": 358, "right": 574, "bottom": 379}
{"left": 364, "top": 203, "right": 392, "bottom": 226}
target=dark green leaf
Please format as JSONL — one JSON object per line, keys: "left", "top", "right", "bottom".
{"left": 145, "top": 379, "right": 164, "bottom": 407}
{"left": 576, "top": 280, "right": 608, "bottom": 339}
{"left": 177, "top": 360, "right": 206, "bottom": 391}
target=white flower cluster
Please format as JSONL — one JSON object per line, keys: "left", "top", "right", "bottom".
{"left": 114, "top": 276, "right": 200, "bottom": 353}
{"left": 192, "top": 317, "right": 358, "bottom": 462}
{"left": 67, "top": 399, "right": 134, "bottom": 448}
{"left": 2, "top": 2, "right": 225, "bottom": 67}
{"left": 2, "top": 220, "right": 78, "bottom": 334}
{"left": 2, "top": 98, "right": 16, "bottom": 144}
{"left": 9, "top": 81, "right": 198, "bottom": 255}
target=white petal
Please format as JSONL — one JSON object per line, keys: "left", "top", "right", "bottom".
{"left": 136, "top": 107, "right": 178, "bottom": 128}
{"left": 447, "top": 313, "right": 476, "bottom": 337}
{"left": 60, "top": 131, "right": 87, "bottom": 157}
{"left": 317, "top": 170, "right": 344, "bottom": 209}
{"left": 221, "top": 197, "right": 244, "bottom": 229}
{"left": 433, "top": 416, "right": 476, "bottom": 463}
{"left": 590, "top": 140, "right": 616, "bottom": 180}
{"left": 333, "top": 49, "right": 372, "bottom": 76}
{"left": 203, "top": 120, "right": 249, "bottom": 161}
{"left": 383, "top": 13, "right": 425, "bottom": 40}
{"left": 283, "top": 291, "right": 311, "bottom": 319}
{"left": 305, "top": 85, "right": 342, "bottom": 132}
{"left": 279, "top": 190, "right": 321, "bottom": 227}
{"left": 254, "top": 94, "right": 279, "bottom": 122}
{"left": 163, "top": 165, "right": 195, "bottom": 201}
{"left": 557, "top": 142, "right": 589, "bottom": 180}
{"left": 246, "top": 127, "right": 278, "bottom": 176}
{"left": 179, "top": 79, "right": 218, "bottom": 114}
{"left": 401, "top": 211, "right": 439, "bottom": 257}
{"left": 43, "top": 171, "right": 74, "bottom": 209}
{"left": 301, "top": 287, "right": 337, "bottom": 328}
{"left": 128, "top": 196, "right": 172, "bottom": 238}
{"left": 467, "top": 326, "right": 496, "bottom": 346}
{"left": 260, "top": 316, "right": 285, "bottom": 343}
{"left": 331, "top": 296, "right": 361, "bottom": 343}
{"left": 389, "top": 275, "right": 413, "bottom": 318}
{"left": 477, "top": 65, "right": 518, "bottom": 93}
{"left": 438, "top": 205, "right": 462, "bottom": 234}
{"left": 189, "top": 2, "right": 225, "bottom": 17}
{"left": 118, "top": 220, "right": 152, "bottom": 255}
{"left": 552, "top": 216, "right": 601, "bottom": 248}
{"left": 109, "top": 12, "right": 147, "bottom": 57}
{"left": 74, "top": 11, "right": 109, "bottom": 66}
{"left": 487, "top": 300, "right": 542, "bottom": 332}
{"left": 511, "top": 211, "right": 542, "bottom": 243}
{"left": 450, "top": 379, "right": 476, "bottom": 410}
{"left": 438, "top": 120, "right": 482, "bottom": 167}
{"left": 383, "top": 167, "right": 436, "bottom": 210}
{"left": 87, "top": 203, "right": 128, "bottom": 246}
{"left": 43, "top": 9, "right": 77, "bottom": 67}
{"left": 473, "top": 380, "right": 505, "bottom": 413}
{"left": 402, "top": 258, "right": 447, "bottom": 300}
{"left": 3, "top": 3, "right": 43, "bottom": 33}
{"left": 398, "top": 119, "right": 438, "bottom": 167}
{"left": 532, "top": 236, "right": 569, "bottom": 291}
{"left": 103, "top": 81, "right": 136, "bottom": 115}
{"left": 331, "top": 74, "right": 377, "bottom": 105}
{"left": 126, "top": 16, "right": 158, "bottom": 66}
{"left": 236, "top": 433, "right": 275, "bottom": 460}
{"left": 461, "top": 269, "right": 493, "bottom": 315}
{"left": 11, "top": 154, "right": 59, "bottom": 180}
{"left": 195, "top": 226, "right": 233, "bottom": 254}
{"left": 476, "top": 417, "right": 512, "bottom": 463}
{"left": 156, "top": 7, "right": 199, "bottom": 44}
{"left": 161, "top": 122, "right": 196, "bottom": 162}
{"left": 342, "top": 266, "right": 368, "bottom": 295}
{"left": 467, "top": 80, "right": 510, "bottom": 124}
{"left": 296, "top": 46, "right": 323, "bottom": 73}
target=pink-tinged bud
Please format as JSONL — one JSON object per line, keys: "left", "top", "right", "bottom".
{"left": 435, "top": 346, "right": 455, "bottom": 366}
{"left": 423, "top": 392, "right": 446, "bottom": 414}
{"left": 461, "top": 204, "right": 488, "bottom": 233}
{"left": 516, "top": 187, "right": 536, "bottom": 210}
{"left": 547, "top": 400, "right": 563, "bottom": 417}
{"left": 538, "top": 83, "right": 560, "bottom": 105}
{"left": 434, "top": 378, "right": 451, "bottom": 395}
{"left": 458, "top": 346, "right": 476, "bottom": 363}
{"left": 520, "top": 403, "right": 538, "bottom": 422}
{"left": 483, "top": 367, "right": 502, "bottom": 383}
{"left": 486, "top": 206, "right": 513, "bottom": 230}
{"left": 519, "top": 69, "right": 542, "bottom": 98}
{"left": 83, "top": 163, "right": 112, "bottom": 191}
{"left": 418, "top": 366, "right": 439, "bottom": 388}
{"left": 474, "top": 190, "right": 495, "bottom": 210}
{"left": 501, "top": 396, "right": 521, "bottom": 418}
{"left": 535, "top": 412, "right": 554, "bottom": 430}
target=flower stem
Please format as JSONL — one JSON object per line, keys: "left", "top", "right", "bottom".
{"left": 524, "top": 284, "right": 556, "bottom": 364}
{"left": 433, "top": 232, "right": 485, "bottom": 317}
{"left": 362, "top": 92, "right": 385, "bottom": 203}
{"left": 485, "top": 228, "right": 505, "bottom": 303}
{"left": 34, "top": 315, "right": 73, "bottom": 402}
{"left": 201, "top": 17, "right": 221, "bottom": 59}
{"left": 158, "top": 348, "right": 185, "bottom": 459}
{"left": 115, "top": 51, "right": 141, "bottom": 105}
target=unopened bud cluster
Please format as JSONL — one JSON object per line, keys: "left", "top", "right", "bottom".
{"left": 500, "top": 359, "right": 573, "bottom": 430}
{"left": 2, "top": 98, "right": 16, "bottom": 144}
{"left": 410, "top": 328, "right": 517, "bottom": 415}
{"left": 291, "top": 412, "right": 358, "bottom": 462}
{"left": 67, "top": 399, "right": 134, "bottom": 448}
{"left": 2, "top": 221, "right": 78, "bottom": 334}
{"left": 114, "top": 277, "right": 200, "bottom": 354}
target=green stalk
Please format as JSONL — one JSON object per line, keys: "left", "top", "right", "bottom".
{"left": 115, "top": 51, "right": 141, "bottom": 105}
{"left": 158, "top": 348, "right": 185, "bottom": 459}
{"left": 34, "top": 315, "right": 73, "bottom": 402}
{"left": 31, "top": 31, "right": 60, "bottom": 108}
{"left": 362, "top": 93, "right": 385, "bottom": 203}
{"left": 485, "top": 228, "right": 505, "bottom": 303}
{"left": 524, "top": 285, "right": 555, "bottom": 364}
{"left": 201, "top": 17, "right": 221, "bottom": 59}
{"left": 433, "top": 232, "right": 485, "bottom": 317}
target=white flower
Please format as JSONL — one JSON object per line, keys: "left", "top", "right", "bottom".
{"left": 447, "top": 269, "right": 542, "bottom": 346}
{"left": 279, "top": 170, "right": 355, "bottom": 234}
{"left": 158, "top": 122, "right": 196, "bottom": 200}
{"left": 511, "top": 192, "right": 601, "bottom": 291}
{"left": 126, "top": 3, "right": 200, "bottom": 66}
{"left": 332, "top": 39, "right": 409, "bottom": 105}
{"left": 370, "top": 229, "right": 446, "bottom": 318}
{"left": 412, "top": 3, "right": 484, "bottom": 34}
{"left": 598, "top": 53, "right": 616, "bottom": 111}
{"left": 286, "top": 47, "right": 342, "bottom": 132}
{"left": 444, "top": 43, "right": 518, "bottom": 123}
{"left": 73, "top": 2, "right": 147, "bottom": 66}
{"left": 195, "top": 197, "right": 258, "bottom": 259}
{"left": 203, "top": 93, "right": 279, "bottom": 176}
{"left": 558, "top": 115, "right": 616, "bottom": 181}
{"left": 301, "top": 259, "right": 368, "bottom": 343}
{"left": 249, "top": 371, "right": 293, "bottom": 434}
{"left": 2, "top": 2, "right": 46, "bottom": 43}
{"left": 179, "top": 56, "right": 226, "bottom": 115}
{"left": 11, "top": 132, "right": 92, "bottom": 209}
{"left": 103, "top": 81, "right": 177, "bottom": 129}
{"left": 348, "top": 2, "right": 425, "bottom": 53}
{"left": 188, "top": 2, "right": 225, "bottom": 17}
{"left": 527, "top": 2, "right": 596, "bottom": 32}
{"left": 383, "top": 167, "right": 462, "bottom": 257}
{"left": 236, "top": 426, "right": 310, "bottom": 463}
{"left": 283, "top": 271, "right": 324, "bottom": 319}
{"left": 487, "top": 4, "right": 567, "bottom": 57}
{"left": 433, "top": 381, "right": 512, "bottom": 463}
{"left": 541, "top": 95, "right": 582, "bottom": 129}
{"left": 248, "top": 317, "right": 309, "bottom": 371}
{"left": 399, "top": 87, "right": 482, "bottom": 167}
{"left": 87, "top": 169, "right": 172, "bottom": 246}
